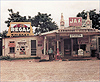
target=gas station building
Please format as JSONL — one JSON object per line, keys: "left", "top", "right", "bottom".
{"left": 2, "top": 12, "right": 100, "bottom": 58}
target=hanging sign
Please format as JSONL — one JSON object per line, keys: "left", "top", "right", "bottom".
{"left": 69, "top": 17, "right": 82, "bottom": 26}
{"left": 70, "top": 34, "right": 83, "bottom": 38}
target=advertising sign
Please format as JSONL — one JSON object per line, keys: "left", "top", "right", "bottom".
{"left": 78, "top": 38, "right": 89, "bottom": 44}
{"left": 7, "top": 22, "right": 34, "bottom": 37}
{"left": 11, "top": 24, "right": 30, "bottom": 33}
{"left": 70, "top": 34, "right": 83, "bottom": 38}
{"left": 69, "top": 17, "right": 82, "bottom": 26}
{"left": 78, "top": 49, "right": 83, "bottom": 56}
{"left": 8, "top": 43, "right": 16, "bottom": 47}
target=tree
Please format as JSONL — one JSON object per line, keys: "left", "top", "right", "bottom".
{"left": 0, "top": 30, "right": 8, "bottom": 38}
{"left": 76, "top": 9, "right": 100, "bottom": 29}
{"left": 5, "top": 9, "right": 58, "bottom": 34}
{"left": 32, "top": 12, "right": 58, "bottom": 34}
{"left": 5, "top": 9, "right": 29, "bottom": 27}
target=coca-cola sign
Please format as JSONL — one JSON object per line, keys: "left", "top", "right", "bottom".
{"left": 69, "top": 17, "right": 82, "bottom": 26}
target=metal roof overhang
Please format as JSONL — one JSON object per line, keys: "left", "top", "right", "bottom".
{"left": 58, "top": 31, "right": 100, "bottom": 36}
{"left": 40, "top": 30, "right": 58, "bottom": 36}
{"left": 40, "top": 28, "right": 100, "bottom": 37}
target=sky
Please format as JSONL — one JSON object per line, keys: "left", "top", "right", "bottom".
{"left": 0, "top": 0, "right": 100, "bottom": 32}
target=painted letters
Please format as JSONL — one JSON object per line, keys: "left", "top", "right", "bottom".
{"left": 69, "top": 17, "right": 82, "bottom": 26}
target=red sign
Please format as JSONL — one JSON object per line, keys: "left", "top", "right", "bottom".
{"left": 69, "top": 17, "right": 82, "bottom": 26}
{"left": 2, "top": 46, "right": 5, "bottom": 49}
{"left": 8, "top": 43, "right": 16, "bottom": 47}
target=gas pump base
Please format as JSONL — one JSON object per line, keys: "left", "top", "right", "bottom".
{"left": 55, "top": 55, "right": 62, "bottom": 61}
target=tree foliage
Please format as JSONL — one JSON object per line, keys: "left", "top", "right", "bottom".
{"left": 5, "top": 9, "right": 58, "bottom": 34}
{"left": 31, "top": 12, "right": 58, "bottom": 34}
{"left": 76, "top": 9, "right": 100, "bottom": 29}
{"left": 5, "top": 9, "right": 30, "bottom": 27}
{"left": 0, "top": 30, "right": 8, "bottom": 38}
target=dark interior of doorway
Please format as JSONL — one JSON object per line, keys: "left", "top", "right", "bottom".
{"left": 64, "top": 39, "right": 71, "bottom": 56}
{"left": 91, "top": 38, "right": 100, "bottom": 57}
{"left": 99, "top": 38, "right": 100, "bottom": 52}
{"left": 91, "top": 50, "right": 96, "bottom": 57}
{"left": 73, "top": 38, "right": 79, "bottom": 54}
{"left": 31, "top": 40, "right": 36, "bottom": 56}
{"left": 0, "top": 38, "right": 2, "bottom": 56}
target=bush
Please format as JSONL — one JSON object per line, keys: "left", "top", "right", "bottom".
{"left": 0, "top": 56, "right": 11, "bottom": 60}
{"left": 0, "top": 56, "right": 40, "bottom": 60}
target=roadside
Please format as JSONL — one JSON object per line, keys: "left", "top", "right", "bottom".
{"left": 0, "top": 59, "right": 100, "bottom": 81}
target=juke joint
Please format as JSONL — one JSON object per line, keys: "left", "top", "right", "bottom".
{"left": 2, "top": 12, "right": 100, "bottom": 58}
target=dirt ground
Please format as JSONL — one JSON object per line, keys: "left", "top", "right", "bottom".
{"left": 0, "top": 59, "right": 100, "bottom": 82}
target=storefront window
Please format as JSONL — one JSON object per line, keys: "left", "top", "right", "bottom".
{"left": 73, "top": 38, "right": 79, "bottom": 54}
{"left": 10, "top": 41, "right": 14, "bottom": 43}
{"left": 80, "top": 44, "right": 86, "bottom": 51}
{"left": 20, "top": 46, "right": 26, "bottom": 55}
{"left": 9, "top": 47, "right": 15, "bottom": 53}
{"left": 73, "top": 39, "right": 86, "bottom": 54}
{"left": 99, "top": 38, "right": 100, "bottom": 52}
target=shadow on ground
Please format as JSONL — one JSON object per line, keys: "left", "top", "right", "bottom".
{"left": 39, "top": 59, "right": 50, "bottom": 62}
{"left": 68, "top": 59, "right": 91, "bottom": 61}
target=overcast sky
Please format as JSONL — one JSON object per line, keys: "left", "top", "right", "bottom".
{"left": 1, "top": 0, "right": 100, "bottom": 32}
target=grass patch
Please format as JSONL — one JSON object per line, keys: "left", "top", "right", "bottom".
{"left": 0, "top": 56, "right": 11, "bottom": 60}
{"left": 62, "top": 59, "right": 67, "bottom": 61}
{"left": 39, "top": 59, "right": 49, "bottom": 62}
{"left": 0, "top": 56, "right": 40, "bottom": 61}
{"left": 68, "top": 59, "right": 91, "bottom": 61}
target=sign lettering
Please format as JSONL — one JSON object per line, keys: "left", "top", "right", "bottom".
{"left": 11, "top": 24, "right": 30, "bottom": 32}
{"left": 7, "top": 22, "right": 34, "bottom": 37}
{"left": 11, "top": 27, "right": 30, "bottom": 32}
{"left": 69, "top": 17, "right": 82, "bottom": 26}
{"left": 70, "top": 34, "right": 83, "bottom": 38}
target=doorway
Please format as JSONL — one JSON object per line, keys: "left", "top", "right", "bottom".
{"left": 0, "top": 38, "right": 2, "bottom": 56}
{"left": 64, "top": 39, "right": 71, "bottom": 56}
{"left": 31, "top": 40, "right": 36, "bottom": 56}
{"left": 73, "top": 38, "right": 79, "bottom": 54}
{"left": 99, "top": 38, "right": 100, "bottom": 53}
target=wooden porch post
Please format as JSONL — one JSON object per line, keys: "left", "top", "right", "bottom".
{"left": 56, "top": 34, "right": 60, "bottom": 56}
{"left": 54, "top": 44, "right": 56, "bottom": 54}
{"left": 57, "top": 40, "right": 60, "bottom": 55}
{"left": 47, "top": 38, "right": 49, "bottom": 53}
{"left": 78, "top": 39, "right": 80, "bottom": 49}
{"left": 44, "top": 36, "right": 46, "bottom": 55}
{"left": 71, "top": 39, "right": 73, "bottom": 56}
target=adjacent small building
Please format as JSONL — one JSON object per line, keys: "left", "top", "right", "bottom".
{"left": 2, "top": 22, "right": 43, "bottom": 58}
{"left": 2, "top": 13, "right": 100, "bottom": 58}
{"left": 0, "top": 37, "right": 2, "bottom": 56}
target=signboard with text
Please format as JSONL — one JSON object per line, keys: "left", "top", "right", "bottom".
{"left": 69, "top": 17, "right": 82, "bottom": 26}
{"left": 7, "top": 22, "right": 34, "bottom": 37}
{"left": 11, "top": 24, "right": 30, "bottom": 33}
{"left": 78, "top": 49, "right": 83, "bottom": 56}
{"left": 70, "top": 34, "right": 83, "bottom": 38}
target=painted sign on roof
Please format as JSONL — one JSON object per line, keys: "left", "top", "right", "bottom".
{"left": 7, "top": 22, "right": 34, "bottom": 37}
{"left": 69, "top": 17, "right": 82, "bottom": 26}
{"left": 11, "top": 24, "right": 30, "bottom": 32}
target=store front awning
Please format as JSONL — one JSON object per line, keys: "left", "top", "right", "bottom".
{"left": 40, "top": 28, "right": 100, "bottom": 37}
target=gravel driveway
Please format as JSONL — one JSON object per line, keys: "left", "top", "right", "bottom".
{"left": 0, "top": 59, "right": 100, "bottom": 81}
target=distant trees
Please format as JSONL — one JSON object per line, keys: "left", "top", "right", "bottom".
{"left": 0, "top": 30, "right": 8, "bottom": 38}
{"left": 5, "top": 9, "right": 30, "bottom": 27}
{"left": 5, "top": 9, "right": 58, "bottom": 34}
{"left": 32, "top": 12, "right": 58, "bottom": 34}
{"left": 76, "top": 9, "right": 100, "bottom": 29}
